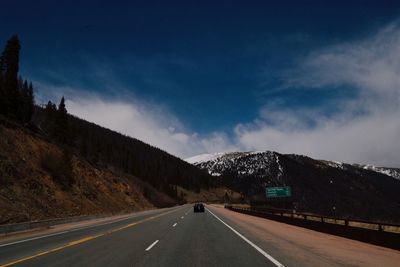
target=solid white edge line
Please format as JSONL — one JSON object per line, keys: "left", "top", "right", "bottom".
{"left": 173, "top": 223, "right": 177, "bottom": 227}
{"left": 206, "top": 207, "right": 285, "bottom": 267}
{"left": 0, "top": 231, "right": 69, "bottom": 248}
{"left": 145, "top": 240, "right": 159, "bottom": 251}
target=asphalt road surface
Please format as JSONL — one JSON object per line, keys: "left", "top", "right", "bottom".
{"left": 0, "top": 204, "right": 399, "bottom": 267}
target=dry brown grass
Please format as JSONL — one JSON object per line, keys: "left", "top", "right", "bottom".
{"left": 0, "top": 124, "right": 156, "bottom": 224}
{"left": 382, "top": 225, "right": 400, "bottom": 233}
{"left": 348, "top": 222, "right": 400, "bottom": 233}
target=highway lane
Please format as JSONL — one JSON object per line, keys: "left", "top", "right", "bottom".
{"left": 135, "top": 206, "right": 276, "bottom": 267}
{"left": 1, "top": 204, "right": 399, "bottom": 267}
{"left": 0, "top": 204, "right": 280, "bottom": 267}
{"left": 0, "top": 206, "right": 186, "bottom": 266}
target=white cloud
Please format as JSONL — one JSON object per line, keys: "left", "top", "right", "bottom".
{"left": 235, "top": 22, "right": 400, "bottom": 167}
{"left": 235, "top": 109, "right": 400, "bottom": 166}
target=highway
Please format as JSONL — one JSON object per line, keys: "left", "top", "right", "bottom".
{"left": 0, "top": 204, "right": 399, "bottom": 267}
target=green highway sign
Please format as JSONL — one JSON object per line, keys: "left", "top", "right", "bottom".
{"left": 266, "top": 186, "right": 291, "bottom": 198}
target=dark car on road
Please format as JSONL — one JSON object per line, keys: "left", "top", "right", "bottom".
{"left": 193, "top": 203, "right": 205, "bottom": 212}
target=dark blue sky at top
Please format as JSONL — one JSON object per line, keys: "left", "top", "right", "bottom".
{"left": 1, "top": 1, "right": 400, "bottom": 133}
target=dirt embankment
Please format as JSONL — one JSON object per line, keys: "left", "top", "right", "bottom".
{"left": 0, "top": 122, "right": 174, "bottom": 224}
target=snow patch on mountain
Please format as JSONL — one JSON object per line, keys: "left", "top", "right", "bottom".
{"left": 187, "top": 151, "right": 400, "bottom": 181}
{"left": 359, "top": 165, "right": 400, "bottom": 180}
{"left": 321, "top": 161, "right": 400, "bottom": 180}
{"left": 275, "top": 154, "right": 283, "bottom": 178}
{"left": 185, "top": 153, "right": 225, "bottom": 164}
{"left": 324, "top": 161, "right": 345, "bottom": 170}
{"left": 189, "top": 151, "right": 281, "bottom": 182}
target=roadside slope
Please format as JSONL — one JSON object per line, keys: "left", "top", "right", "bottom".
{"left": 0, "top": 120, "right": 176, "bottom": 224}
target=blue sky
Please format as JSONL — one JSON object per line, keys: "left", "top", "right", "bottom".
{"left": 2, "top": 1, "right": 400, "bottom": 166}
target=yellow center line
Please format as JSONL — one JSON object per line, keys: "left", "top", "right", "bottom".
{"left": 0, "top": 207, "right": 183, "bottom": 267}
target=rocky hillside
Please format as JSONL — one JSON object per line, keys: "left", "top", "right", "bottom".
{"left": 187, "top": 151, "right": 400, "bottom": 222}
{"left": 0, "top": 118, "right": 177, "bottom": 224}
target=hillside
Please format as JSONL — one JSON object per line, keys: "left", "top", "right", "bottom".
{"left": 0, "top": 117, "right": 185, "bottom": 223}
{"left": 32, "top": 106, "right": 213, "bottom": 194}
{"left": 187, "top": 151, "right": 400, "bottom": 222}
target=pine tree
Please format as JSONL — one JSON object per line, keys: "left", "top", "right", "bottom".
{"left": 2, "top": 35, "right": 21, "bottom": 117}
{"left": 46, "top": 101, "right": 56, "bottom": 111}
{"left": 55, "top": 96, "right": 69, "bottom": 143}
{"left": 58, "top": 96, "right": 67, "bottom": 116}
{"left": 45, "top": 100, "right": 57, "bottom": 115}
{"left": 44, "top": 98, "right": 70, "bottom": 143}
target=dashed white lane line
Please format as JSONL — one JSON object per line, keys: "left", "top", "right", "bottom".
{"left": 206, "top": 208, "right": 285, "bottom": 267}
{"left": 145, "top": 240, "right": 159, "bottom": 251}
{"left": 172, "top": 223, "right": 177, "bottom": 227}
{"left": 185, "top": 208, "right": 191, "bottom": 215}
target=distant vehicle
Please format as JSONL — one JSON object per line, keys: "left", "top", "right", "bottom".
{"left": 193, "top": 203, "right": 205, "bottom": 212}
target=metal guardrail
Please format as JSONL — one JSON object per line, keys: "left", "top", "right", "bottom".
{"left": 225, "top": 205, "right": 400, "bottom": 250}
{"left": 225, "top": 205, "right": 400, "bottom": 233}
{"left": 228, "top": 205, "right": 400, "bottom": 232}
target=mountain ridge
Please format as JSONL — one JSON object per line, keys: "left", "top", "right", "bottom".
{"left": 187, "top": 151, "right": 400, "bottom": 222}
{"left": 186, "top": 151, "right": 400, "bottom": 180}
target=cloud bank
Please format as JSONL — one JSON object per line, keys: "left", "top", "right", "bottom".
{"left": 37, "top": 21, "right": 400, "bottom": 167}
{"left": 235, "top": 22, "right": 400, "bottom": 166}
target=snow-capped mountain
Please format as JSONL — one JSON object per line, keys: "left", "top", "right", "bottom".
{"left": 187, "top": 152, "right": 400, "bottom": 180}
{"left": 186, "top": 151, "right": 400, "bottom": 222}
{"left": 187, "top": 151, "right": 284, "bottom": 180}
